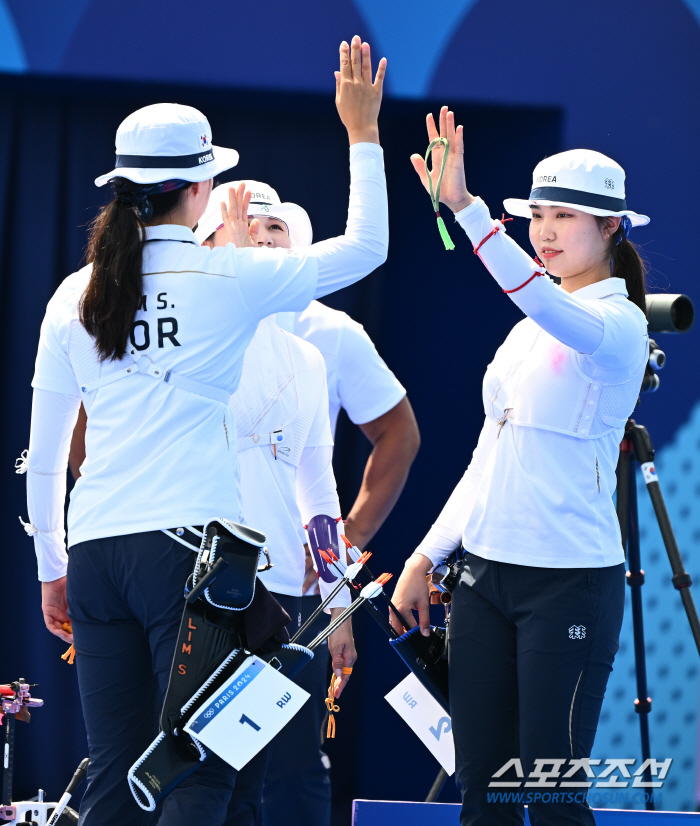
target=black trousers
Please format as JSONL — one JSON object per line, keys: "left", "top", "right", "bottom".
{"left": 448, "top": 552, "right": 625, "bottom": 826}
{"left": 67, "top": 531, "right": 299, "bottom": 826}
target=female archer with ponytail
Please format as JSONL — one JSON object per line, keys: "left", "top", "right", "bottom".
{"left": 392, "top": 107, "right": 650, "bottom": 826}
{"left": 599, "top": 213, "right": 647, "bottom": 314}
{"left": 81, "top": 177, "right": 194, "bottom": 360}
{"left": 25, "top": 37, "right": 388, "bottom": 826}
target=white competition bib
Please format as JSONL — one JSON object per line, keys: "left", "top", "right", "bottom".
{"left": 385, "top": 673, "right": 455, "bottom": 775}
{"left": 184, "top": 655, "right": 309, "bottom": 770}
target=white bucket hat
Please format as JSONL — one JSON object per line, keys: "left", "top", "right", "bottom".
{"left": 503, "top": 149, "right": 649, "bottom": 227}
{"left": 95, "top": 103, "right": 239, "bottom": 187}
{"left": 194, "top": 180, "right": 313, "bottom": 247}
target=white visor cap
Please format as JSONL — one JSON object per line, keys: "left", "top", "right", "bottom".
{"left": 503, "top": 149, "right": 649, "bottom": 227}
{"left": 95, "top": 103, "right": 239, "bottom": 187}
{"left": 194, "top": 180, "right": 313, "bottom": 247}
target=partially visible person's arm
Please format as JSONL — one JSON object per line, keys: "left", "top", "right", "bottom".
{"left": 231, "top": 38, "right": 387, "bottom": 319}
{"left": 391, "top": 415, "right": 499, "bottom": 637}
{"left": 29, "top": 273, "right": 86, "bottom": 644}
{"left": 25, "top": 389, "right": 81, "bottom": 643}
{"left": 410, "top": 107, "right": 634, "bottom": 360}
{"left": 343, "top": 396, "right": 420, "bottom": 549}
{"left": 68, "top": 403, "right": 87, "bottom": 480}
{"left": 297, "top": 444, "right": 356, "bottom": 697}
{"left": 308, "top": 141, "right": 388, "bottom": 298}
{"left": 296, "top": 445, "right": 349, "bottom": 610}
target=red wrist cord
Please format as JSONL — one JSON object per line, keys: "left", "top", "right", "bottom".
{"left": 503, "top": 272, "right": 542, "bottom": 293}
{"left": 472, "top": 214, "right": 513, "bottom": 256}
{"left": 473, "top": 216, "right": 544, "bottom": 294}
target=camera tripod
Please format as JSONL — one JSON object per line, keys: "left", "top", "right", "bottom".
{"left": 616, "top": 418, "right": 700, "bottom": 811}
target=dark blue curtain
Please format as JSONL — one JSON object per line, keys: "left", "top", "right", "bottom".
{"left": 0, "top": 72, "right": 561, "bottom": 822}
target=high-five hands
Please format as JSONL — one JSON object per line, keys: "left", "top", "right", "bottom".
{"left": 411, "top": 106, "right": 474, "bottom": 214}
{"left": 335, "top": 36, "right": 386, "bottom": 146}
{"left": 220, "top": 183, "right": 260, "bottom": 248}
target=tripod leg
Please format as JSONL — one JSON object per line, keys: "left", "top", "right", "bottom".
{"left": 425, "top": 767, "right": 448, "bottom": 802}
{"left": 616, "top": 438, "right": 632, "bottom": 555}
{"left": 1, "top": 713, "right": 14, "bottom": 809}
{"left": 625, "top": 459, "right": 655, "bottom": 809}
{"left": 627, "top": 420, "right": 700, "bottom": 657}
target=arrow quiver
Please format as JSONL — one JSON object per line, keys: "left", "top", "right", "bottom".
{"left": 128, "top": 519, "right": 313, "bottom": 812}
{"left": 389, "top": 626, "right": 450, "bottom": 713}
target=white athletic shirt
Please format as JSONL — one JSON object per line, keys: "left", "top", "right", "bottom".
{"left": 231, "top": 315, "right": 348, "bottom": 607}
{"left": 27, "top": 143, "right": 388, "bottom": 581}
{"left": 414, "top": 197, "right": 648, "bottom": 570}
{"left": 277, "top": 300, "right": 406, "bottom": 436}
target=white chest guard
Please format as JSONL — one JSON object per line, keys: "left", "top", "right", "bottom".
{"left": 230, "top": 316, "right": 326, "bottom": 466}
{"left": 484, "top": 314, "right": 647, "bottom": 440}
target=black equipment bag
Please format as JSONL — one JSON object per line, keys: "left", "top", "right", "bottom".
{"left": 389, "top": 625, "right": 450, "bottom": 713}
{"left": 127, "top": 520, "right": 313, "bottom": 812}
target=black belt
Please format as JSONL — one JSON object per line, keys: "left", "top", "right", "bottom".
{"left": 162, "top": 525, "right": 204, "bottom": 552}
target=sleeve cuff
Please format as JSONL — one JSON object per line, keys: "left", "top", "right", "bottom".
{"left": 411, "top": 547, "right": 444, "bottom": 572}
{"left": 349, "top": 143, "right": 385, "bottom": 180}
{"left": 454, "top": 197, "right": 497, "bottom": 246}
{"left": 349, "top": 388, "right": 407, "bottom": 426}
{"left": 322, "top": 582, "right": 351, "bottom": 612}
{"left": 34, "top": 534, "right": 68, "bottom": 582}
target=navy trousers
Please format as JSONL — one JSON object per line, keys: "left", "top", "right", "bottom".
{"left": 67, "top": 531, "right": 298, "bottom": 826}
{"left": 448, "top": 552, "right": 625, "bottom": 826}
{"left": 259, "top": 594, "right": 332, "bottom": 826}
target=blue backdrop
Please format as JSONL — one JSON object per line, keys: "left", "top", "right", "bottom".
{"left": 1, "top": 0, "right": 698, "bottom": 819}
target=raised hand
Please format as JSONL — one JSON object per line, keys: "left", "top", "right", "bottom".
{"left": 411, "top": 106, "right": 474, "bottom": 214}
{"left": 221, "top": 183, "right": 256, "bottom": 248}
{"left": 335, "top": 36, "right": 386, "bottom": 145}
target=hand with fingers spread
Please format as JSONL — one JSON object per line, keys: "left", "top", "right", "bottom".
{"left": 411, "top": 106, "right": 474, "bottom": 215}
{"left": 389, "top": 553, "right": 432, "bottom": 638}
{"left": 335, "top": 35, "right": 386, "bottom": 146}
{"left": 220, "top": 183, "right": 258, "bottom": 248}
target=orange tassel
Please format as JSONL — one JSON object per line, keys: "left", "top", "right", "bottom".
{"left": 61, "top": 622, "right": 75, "bottom": 664}
{"left": 61, "top": 645, "right": 76, "bottom": 665}
{"left": 325, "top": 675, "right": 341, "bottom": 739}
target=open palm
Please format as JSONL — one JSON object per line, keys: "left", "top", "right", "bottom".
{"left": 411, "top": 106, "right": 474, "bottom": 214}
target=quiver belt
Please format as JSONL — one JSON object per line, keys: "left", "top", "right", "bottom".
{"left": 389, "top": 625, "right": 449, "bottom": 713}
{"left": 127, "top": 519, "right": 313, "bottom": 811}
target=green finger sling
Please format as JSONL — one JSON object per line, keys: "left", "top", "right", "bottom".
{"left": 425, "top": 137, "right": 455, "bottom": 251}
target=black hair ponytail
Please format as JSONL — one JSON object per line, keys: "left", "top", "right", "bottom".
{"left": 596, "top": 217, "right": 647, "bottom": 317}
{"left": 80, "top": 178, "right": 191, "bottom": 361}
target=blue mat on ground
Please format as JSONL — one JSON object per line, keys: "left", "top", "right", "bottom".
{"left": 352, "top": 800, "right": 700, "bottom": 825}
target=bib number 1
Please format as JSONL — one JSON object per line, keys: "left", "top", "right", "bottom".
{"left": 240, "top": 714, "right": 261, "bottom": 732}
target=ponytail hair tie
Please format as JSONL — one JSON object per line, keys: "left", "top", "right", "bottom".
{"left": 112, "top": 178, "right": 190, "bottom": 222}
{"left": 616, "top": 215, "right": 632, "bottom": 245}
